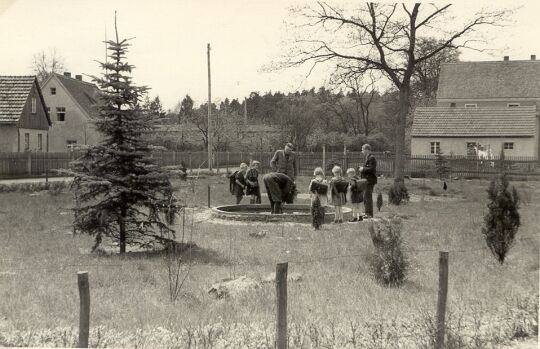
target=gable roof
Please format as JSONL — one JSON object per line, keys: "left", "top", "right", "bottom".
{"left": 412, "top": 106, "right": 537, "bottom": 137}
{"left": 0, "top": 75, "right": 51, "bottom": 125}
{"left": 437, "top": 60, "right": 540, "bottom": 100}
{"left": 44, "top": 73, "right": 100, "bottom": 118}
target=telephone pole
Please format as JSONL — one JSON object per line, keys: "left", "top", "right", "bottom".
{"left": 244, "top": 97, "right": 248, "bottom": 125}
{"left": 207, "top": 43, "right": 213, "bottom": 171}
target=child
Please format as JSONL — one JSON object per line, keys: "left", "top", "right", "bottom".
{"left": 232, "top": 163, "right": 248, "bottom": 204}
{"left": 308, "top": 167, "right": 329, "bottom": 229}
{"left": 245, "top": 160, "right": 261, "bottom": 204}
{"left": 346, "top": 168, "right": 365, "bottom": 222}
{"left": 328, "top": 166, "right": 348, "bottom": 223}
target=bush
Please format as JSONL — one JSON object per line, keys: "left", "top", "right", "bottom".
{"left": 368, "top": 218, "right": 408, "bottom": 286}
{"left": 388, "top": 181, "right": 409, "bottom": 205}
{"left": 482, "top": 174, "right": 520, "bottom": 264}
{"left": 376, "top": 192, "right": 383, "bottom": 211}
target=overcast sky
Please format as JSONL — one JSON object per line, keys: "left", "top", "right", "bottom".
{"left": 1, "top": 0, "right": 539, "bottom": 110}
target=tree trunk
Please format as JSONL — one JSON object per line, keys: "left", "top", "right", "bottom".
{"left": 119, "top": 206, "right": 127, "bottom": 254}
{"left": 394, "top": 86, "right": 409, "bottom": 183}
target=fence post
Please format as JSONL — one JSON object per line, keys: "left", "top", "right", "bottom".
{"left": 207, "top": 185, "right": 211, "bottom": 208}
{"left": 77, "top": 271, "right": 90, "bottom": 348}
{"left": 27, "top": 151, "right": 32, "bottom": 175}
{"left": 322, "top": 144, "right": 326, "bottom": 175}
{"left": 435, "top": 251, "right": 449, "bottom": 349}
{"left": 343, "top": 144, "right": 348, "bottom": 170}
{"left": 276, "top": 262, "right": 288, "bottom": 349}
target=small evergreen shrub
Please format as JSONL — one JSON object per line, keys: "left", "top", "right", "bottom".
{"left": 368, "top": 218, "right": 408, "bottom": 286}
{"left": 482, "top": 174, "right": 520, "bottom": 264}
{"left": 388, "top": 181, "right": 409, "bottom": 205}
{"left": 311, "top": 195, "right": 325, "bottom": 230}
{"left": 376, "top": 192, "right": 383, "bottom": 211}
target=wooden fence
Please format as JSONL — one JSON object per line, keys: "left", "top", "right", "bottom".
{"left": 0, "top": 151, "right": 538, "bottom": 179}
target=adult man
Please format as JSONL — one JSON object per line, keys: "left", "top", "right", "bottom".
{"left": 262, "top": 172, "right": 296, "bottom": 214}
{"left": 270, "top": 143, "right": 297, "bottom": 181}
{"left": 358, "top": 143, "right": 377, "bottom": 218}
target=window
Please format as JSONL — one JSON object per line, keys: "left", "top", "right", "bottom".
{"left": 50, "top": 87, "right": 56, "bottom": 95}
{"left": 464, "top": 103, "right": 477, "bottom": 108}
{"left": 430, "top": 142, "right": 440, "bottom": 154}
{"left": 37, "top": 134, "right": 42, "bottom": 151}
{"left": 24, "top": 133, "right": 30, "bottom": 151}
{"left": 67, "top": 140, "right": 77, "bottom": 150}
{"left": 56, "top": 107, "right": 66, "bottom": 121}
{"left": 503, "top": 142, "right": 514, "bottom": 150}
{"left": 507, "top": 103, "right": 520, "bottom": 107}
{"left": 31, "top": 97, "right": 36, "bottom": 114}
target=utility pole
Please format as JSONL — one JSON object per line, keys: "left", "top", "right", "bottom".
{"left": 244, "top": 97, "right": 248, "bottom": 125}
{"left": 207, "top": 43, "right": 213, "bottom": 171}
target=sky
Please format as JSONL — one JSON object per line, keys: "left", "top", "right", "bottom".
{"left": 1, "top": 0, "right": 539, "bottom": 110}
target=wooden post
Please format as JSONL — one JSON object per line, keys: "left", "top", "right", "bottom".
{"left": 226, "top": 151, "right": 230, "bottom": 174}
{"left": 435, "top": 251, "right": 449, "bottom": 349}
{"left": 276, "top": 262, "right": 288, "bottom": 349}
{"left": 207, "top": 185, "right": 211, "bottom": 208}
{"left": 77, "top": 271, "right": 90, "bottom": 348}
{"left": 27, "top": 151, "right": 32, "bottom": 175}
{"left": 189, "top": 152, "right": 192, "bottom": 174}
{"left": 322, "top": 144, "right": 326, "bottom": 175}
{"left": 343, "top": 144, "right": 348, "bottom": 170}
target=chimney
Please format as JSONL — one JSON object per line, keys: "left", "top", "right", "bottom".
{"left": 531, "top": 54, "right": 536, "bottom": 61}
{"left": 63, "top": 72, "right": 71, "bottom": 77}
{"left": 75, "top": 74, "right": 82, "bottom": 81}
{"left": 503, "top": 56, "right": 509, "bottom": 61}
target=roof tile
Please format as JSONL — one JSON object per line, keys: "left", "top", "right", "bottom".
{"left": 411, "top": 106, "right": 537, "bottom": 137}
{"left": 0, "top": 76, "right": 35, "bottom": 124}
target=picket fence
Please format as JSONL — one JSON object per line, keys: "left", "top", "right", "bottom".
{"left": 0, "top": 151, "right": 538, "bottom": 179}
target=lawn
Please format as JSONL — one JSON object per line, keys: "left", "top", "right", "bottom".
{"left": 0, "top": 175, "right": 538, "bottom": 348}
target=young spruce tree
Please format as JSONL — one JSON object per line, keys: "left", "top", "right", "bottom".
{"left": 482, "top": 174, "right": 520, "bottom": 264}
{"left": 71, "top": 18, "right": 179, "bottom": 253}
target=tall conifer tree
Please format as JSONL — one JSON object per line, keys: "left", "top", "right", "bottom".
{"left": 71, "top": 15, "right": 179, "bottom": 253}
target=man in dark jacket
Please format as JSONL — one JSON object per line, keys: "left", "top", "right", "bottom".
{"left": 359, "top": 144, "right": 377, "bottom": 217}
{"left": 263, "top": 172, "right": 296, "bottom": 214}
{"left": 270, "top": 143, "right": 297, "bottom": 181}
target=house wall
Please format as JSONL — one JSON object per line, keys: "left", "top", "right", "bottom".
{"left": 42, "top": 77, "right": 100, "bottom": 151}
{"left": 0, "top": 126, "right": 19, "bottom": 152}
{"left": 411, "top": 136, "right": 537, "bottom": 157}
{"left": 17, "top": 128, "right": 48, "bottom": 152}
{"left": 17, "top": 83, "right": 49, "bottom": 131}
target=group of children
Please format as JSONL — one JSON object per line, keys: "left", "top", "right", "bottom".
{"left": 229, "top": 161, "right": 261, "bottom": 204}
{"left": 229, "top": 161, "right": 367, "bottom": 226}
{"left": 308, "top": 165, "right": 366, "bottom": 225}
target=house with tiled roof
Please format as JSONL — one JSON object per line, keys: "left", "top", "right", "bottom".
{"left": 40, "top": 72, "right": 101, "bottom": 151}
{"left": 411, "top": 56, "right": 540, "bottom": 158}
{"left": 0, "top": 76, "right": 51, "bottom": 152}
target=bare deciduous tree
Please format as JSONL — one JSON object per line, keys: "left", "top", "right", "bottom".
{"left": 31, "top": 47, "right": 66, "bottom": 83}
{"left": 286, "top": 2, "right": 511, "bottom": 189}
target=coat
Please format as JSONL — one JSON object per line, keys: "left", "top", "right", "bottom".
{"left": 360, "top": 153, "right": 377, "bottom": 184}
{"left": 270, "top": 150, "right": 297, "bottom": 180}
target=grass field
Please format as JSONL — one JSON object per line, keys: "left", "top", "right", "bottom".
{"left": 0, "top": 175, "right": 538, "bottom": 348}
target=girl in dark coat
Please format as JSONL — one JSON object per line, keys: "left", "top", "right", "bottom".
{"left": 245, "top": 160, "right": 261, "bottom": 204}
{"left": 346, "top": 168, "right": 365, "bottom": 222}
{"left": 232, "top": 163, "right": 248, "bottom": 204}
